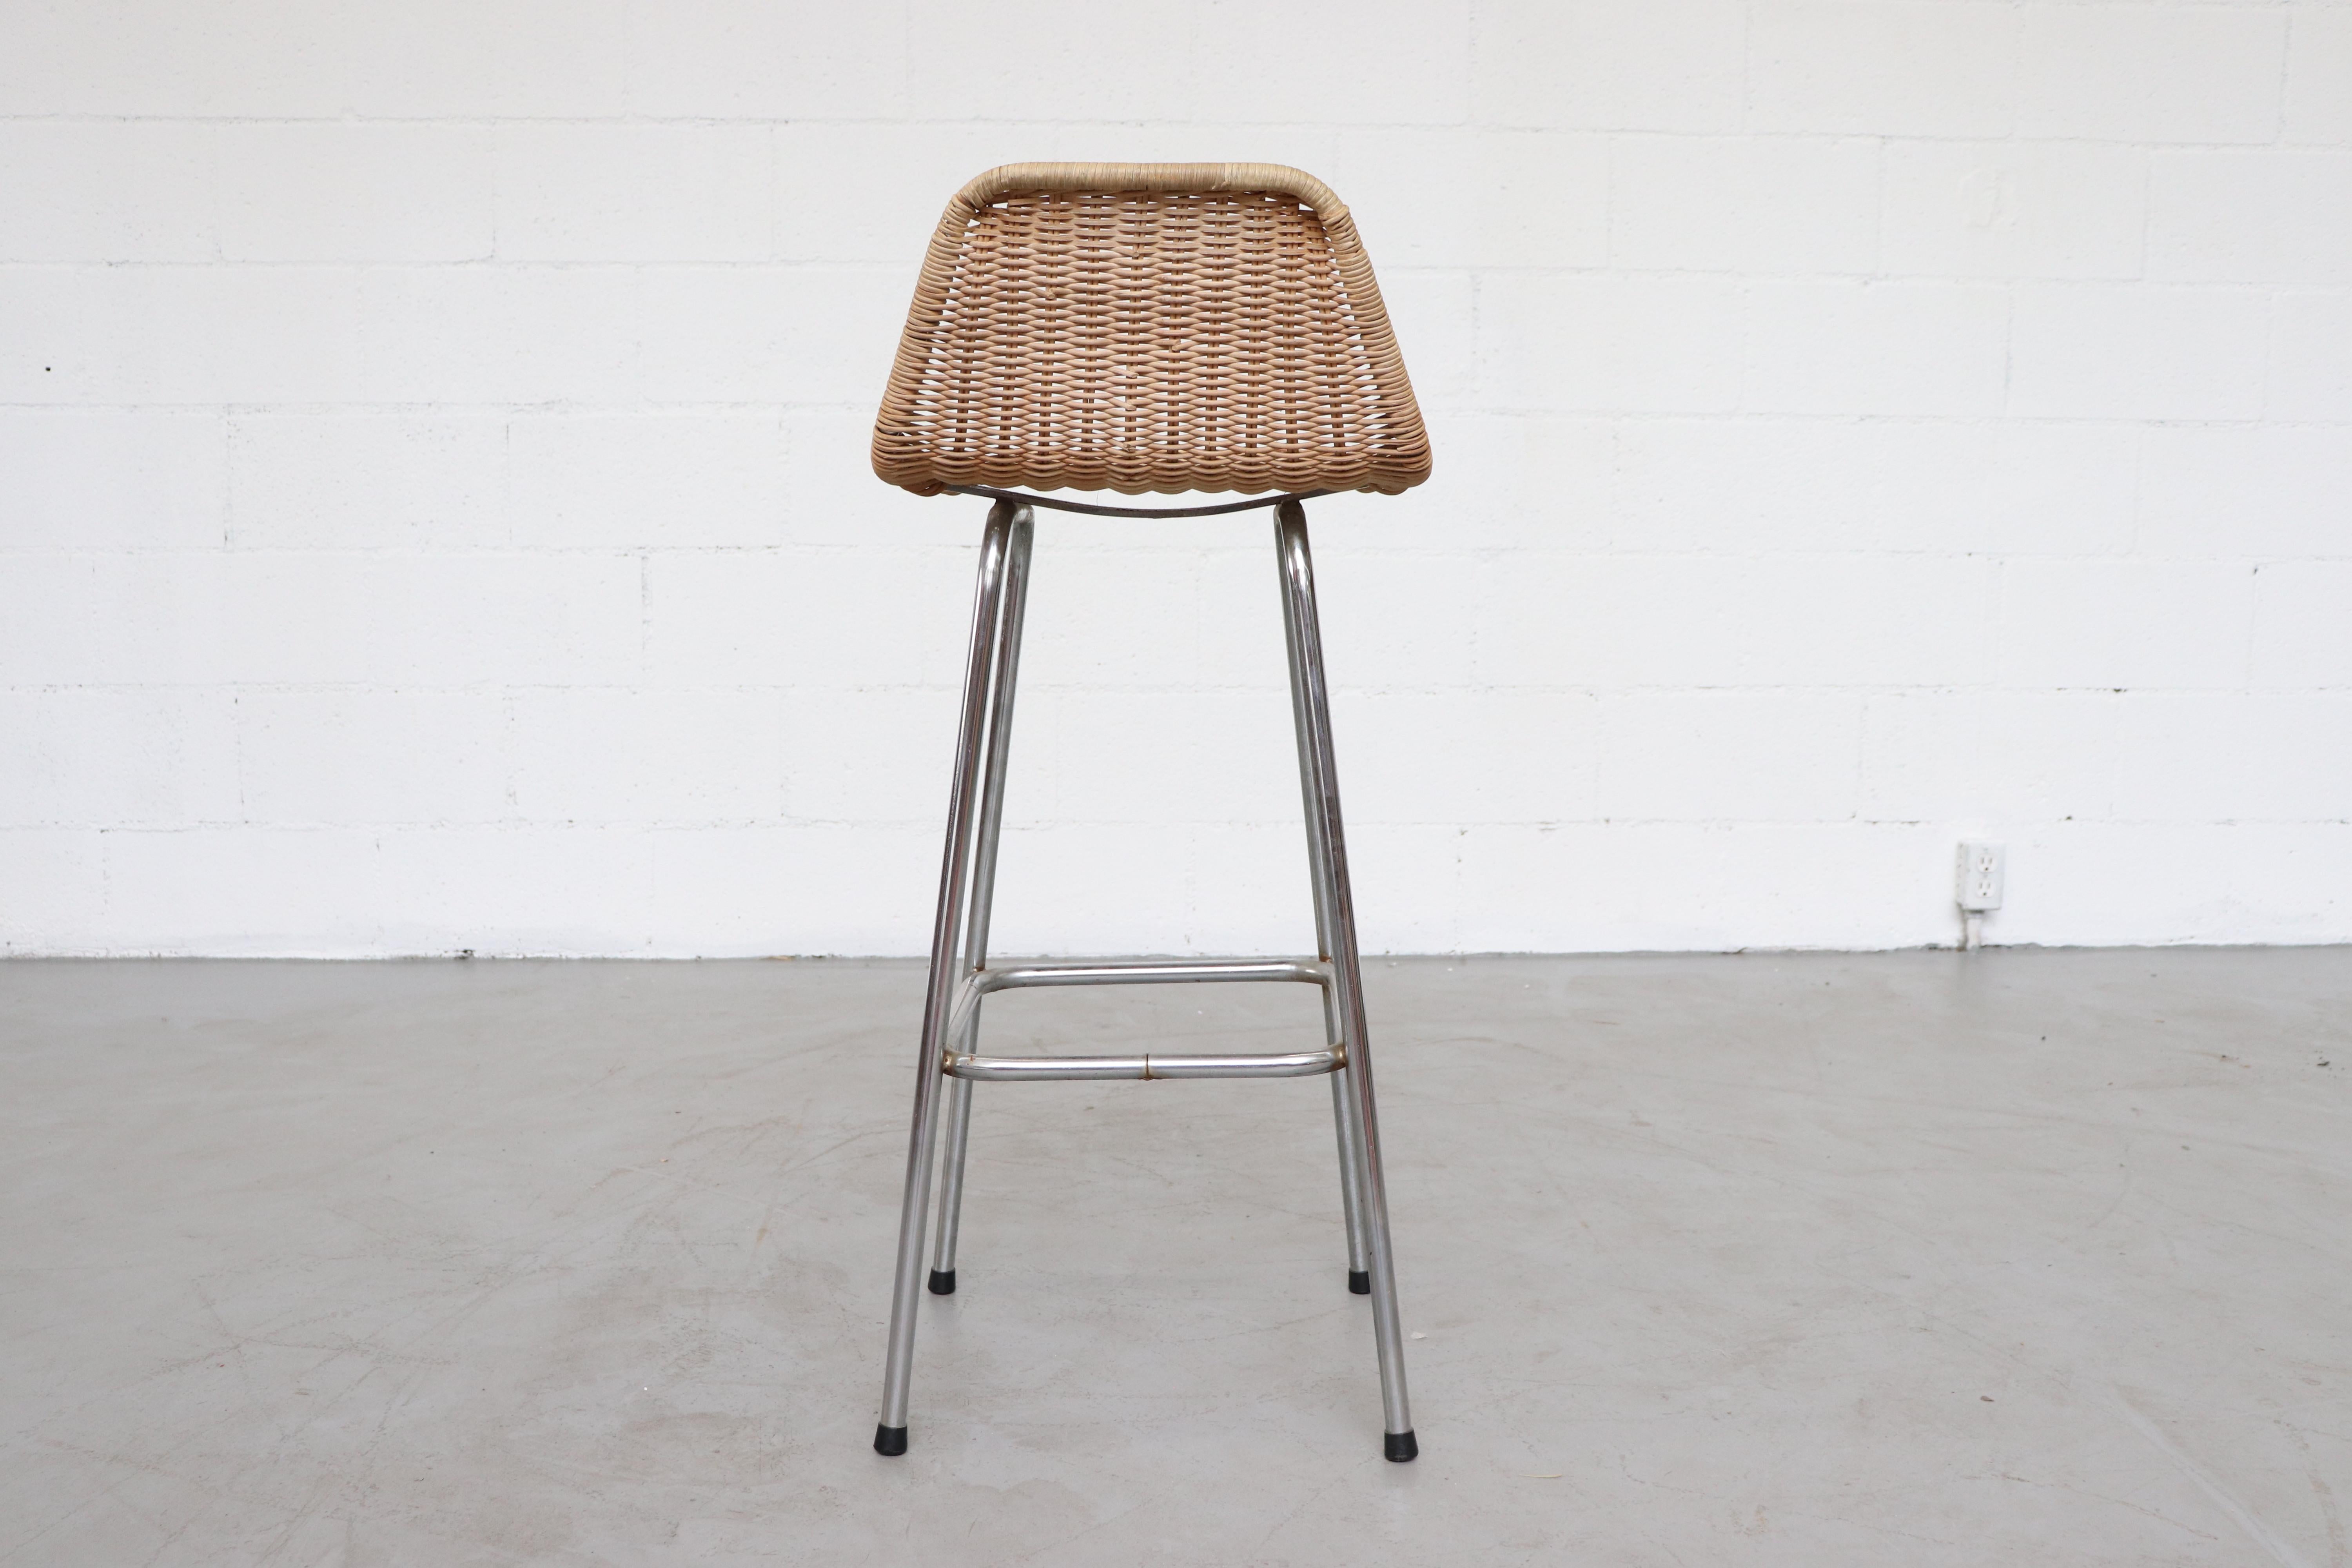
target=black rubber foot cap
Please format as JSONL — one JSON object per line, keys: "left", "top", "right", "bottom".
{"left": 927, "top": 1268, "right": 956, "bottom": 1295}
{"left": 1385, "top": 1430, "right": 1419, "bottom": 1463}
{"left": 1348, "top": 1269, "right": 1372, "bottom": 1295}
{"left": 873, "top": 1424, "right": 907, "bottom": 1456}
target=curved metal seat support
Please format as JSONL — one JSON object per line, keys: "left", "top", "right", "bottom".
{"left": 944, "top": 484, "right": 1332, "bottom": 519}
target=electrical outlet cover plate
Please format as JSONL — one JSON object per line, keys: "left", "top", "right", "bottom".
{"left": 1957, "top": 841, "right": 2004, "bottom": 911}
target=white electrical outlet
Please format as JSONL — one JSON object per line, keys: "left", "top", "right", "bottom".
{"left": 1956, "top": 842, "right": 2004, "bottom": 912}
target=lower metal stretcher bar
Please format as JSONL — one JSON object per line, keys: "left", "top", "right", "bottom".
{"left": 945, "top": 1046, "right": 1341, "bottom": 1082}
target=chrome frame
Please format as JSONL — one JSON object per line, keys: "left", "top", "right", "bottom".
{"left": 873, "top": 495, "right": 1416, "bottom": 1462}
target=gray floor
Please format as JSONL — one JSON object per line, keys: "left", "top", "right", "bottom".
{"left": 2, "top": 951, "right": 2347, "bottom": 1566}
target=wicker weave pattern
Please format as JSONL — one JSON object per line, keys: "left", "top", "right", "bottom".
{"left": 873, "top": 163, "right": 1431, "bottom": 499}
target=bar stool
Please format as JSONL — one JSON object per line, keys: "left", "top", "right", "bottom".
{"left": 867, "top": 163, "right": 1432, "bottom": 1463}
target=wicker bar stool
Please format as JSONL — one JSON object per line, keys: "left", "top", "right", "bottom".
{"left": 868, "top": 163, "right": 1432, "bottom": 1463}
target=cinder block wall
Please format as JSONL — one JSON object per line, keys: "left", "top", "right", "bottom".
{"left": 4, "top": 2, "right": 2347, "bottom": 956}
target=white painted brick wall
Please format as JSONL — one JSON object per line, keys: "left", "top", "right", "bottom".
{"left": 3, "top": 0, "right": 2348, "bottom": 957}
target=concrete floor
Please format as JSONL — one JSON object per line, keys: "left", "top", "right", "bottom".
{"left": 2, "top": 951, "right": 2347, "bottom": 1566}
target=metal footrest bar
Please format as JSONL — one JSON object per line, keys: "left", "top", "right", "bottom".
{"left": 946, "top": 959, "right": 1329, "bottom": 1047}
{"left": 975, "top": 958, "right": 1328, "bottom": 994}
{"left": 945, "top": 1046, "right": 1341, "bottom": 1082}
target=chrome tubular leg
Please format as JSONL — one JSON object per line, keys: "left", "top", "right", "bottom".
{"left": 1279, "top": 534, "right": 1371, "bottom": 1292}
{"left": 875, "top": 500, "right": 1017, "bottom": 1457}
{"left": 1276, "top": 500, "right": 1416, "bottom": 1461}
{"left": 1328, "top": 1069, "right": 1371, "bottom": 1292}
{"left": 927, "top": 1074, "right": 974, "bottom": 1296}
{"left": 929, "top": 509, "right": 1034, "bottom": 1297}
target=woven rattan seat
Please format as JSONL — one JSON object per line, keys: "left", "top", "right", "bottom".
{"left": 872, "top": 163, "right": 1432, "bottom": 499}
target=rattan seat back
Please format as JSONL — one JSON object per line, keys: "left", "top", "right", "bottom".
{"left": 873, "top": 163, "right": 1432, "bottom": 500}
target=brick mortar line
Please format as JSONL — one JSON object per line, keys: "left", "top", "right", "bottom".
{"left": 8, "top": 405, "right": 2349, "bottom": 428}
{"left": 0, "top": 114, "right": 2339, "bottom": 148}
